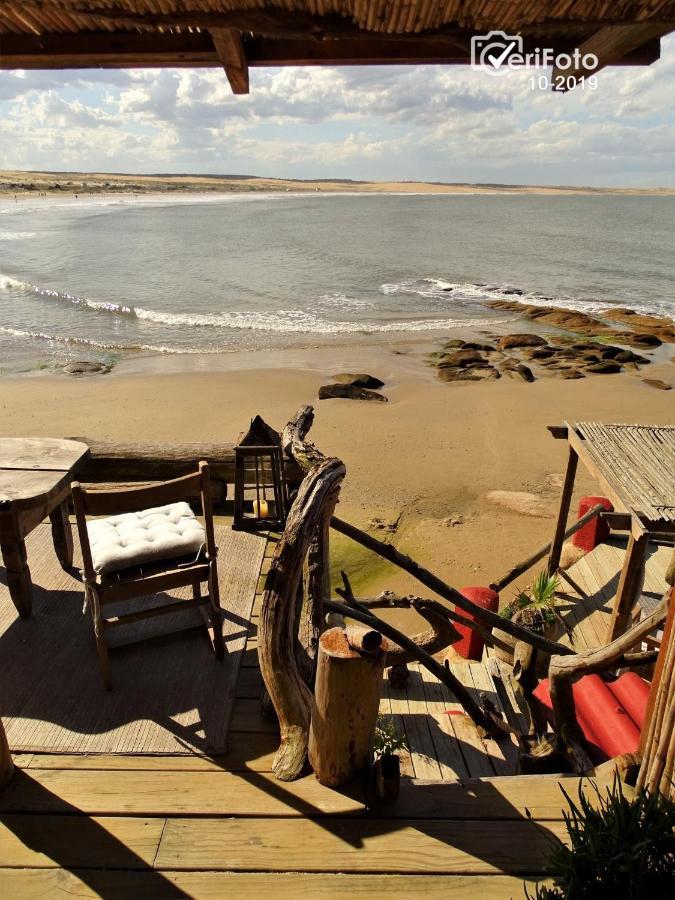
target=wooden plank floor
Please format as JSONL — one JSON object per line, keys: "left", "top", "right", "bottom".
{"left": 553, "top": 537, "right": 672, "bottom": 652}
{"left": 0, "top": 529, "right": 635, "bottom": 896}
{"left": 0, "top": 522, "right": 266, "bottom": 755}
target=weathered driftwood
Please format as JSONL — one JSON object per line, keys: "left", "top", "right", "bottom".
{"left": 308, "top": 626, "right": 387, "bottom": 786}
{"left": 282, "top": 405, "right": 335, "bottom": 681}
{"left": 490, "top": 502, "right": 605, "bottom": 592}
{"left": 0, "top": 716, "right": 13, "bottom": 789}
{"left": 322, "top": 597, "right": 501, "bottom": 736}
{"left": 549, "top": 600, "right": 667, "bottom": 774}
{"left": 331, "top": 518, "right": 574, "bottom": 658}
{"left": 334, "top": 584, "right": 462, "bottom": 666}
{"left": 258, "top": 455, "right": 346, "bottom": 781}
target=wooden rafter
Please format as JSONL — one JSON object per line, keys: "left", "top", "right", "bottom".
{"left": 210, "top": 28, "right": 249, "bottom": 94}
{"left": 552, "top": 23, "right": 673, "bottom": 90}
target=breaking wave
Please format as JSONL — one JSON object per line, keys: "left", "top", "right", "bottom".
{"left": 0, "top": 272, "right": 508, "bottom": 335}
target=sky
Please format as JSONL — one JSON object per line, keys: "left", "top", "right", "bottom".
{"left": 0, "top": 34, "right": 674, "bottom": 187}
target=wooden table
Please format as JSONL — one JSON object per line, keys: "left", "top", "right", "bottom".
{"left": 0, "top": 438, "right": 90, "bottom": 618}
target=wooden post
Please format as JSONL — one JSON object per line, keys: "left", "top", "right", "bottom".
{"left": 308, "top": 627, "right": 387, "bottom": 786}
{"left": 547, "top": 446, "right": 578, "bottom": 575}
{"left": 0, "top": 716, "right": 14, "bottom": 789}
{"left": 606, "top": 532, "right": 648, "bottom": 642}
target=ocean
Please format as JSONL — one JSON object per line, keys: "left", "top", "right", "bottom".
{"left": 1, "top": 191, "right": 674, "bottom": 373}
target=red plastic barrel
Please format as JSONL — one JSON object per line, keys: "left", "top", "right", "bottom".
{"left": 572, "top": 496, "right": 613, "bottom": 552}
{"left": 453, "top": 586, "right": 499, "bottom": 660}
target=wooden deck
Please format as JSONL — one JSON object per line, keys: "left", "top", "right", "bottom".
{"left": 0, "top": 525, "right": 647, "bottom": 896}
{"left": 553, "top": 536, "right": 672, "bottom": 652}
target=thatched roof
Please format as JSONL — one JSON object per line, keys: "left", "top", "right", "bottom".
{"left": 1, "top": 1, "right": 674, "bottom": 93}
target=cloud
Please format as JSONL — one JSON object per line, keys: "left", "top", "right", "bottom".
{"left": 1, "top": 33, "right": 674, "bottom": 185}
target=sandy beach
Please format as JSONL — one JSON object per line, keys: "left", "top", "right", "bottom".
{"left": 1, "top": 339, "right": 672, "bottom": 630}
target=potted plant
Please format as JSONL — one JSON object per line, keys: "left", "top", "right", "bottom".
{"left": 492, "top": 571, "right": 560, "bottom": 665}
{"left": 372, "top": 716, "right": 407, "bottom": 802}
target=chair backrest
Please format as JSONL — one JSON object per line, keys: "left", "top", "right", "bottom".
{"left": 71, "top": 461, "right": 217, "bottom": 581}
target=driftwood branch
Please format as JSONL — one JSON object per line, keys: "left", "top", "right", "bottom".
{"left": 281, "top": 406, "right": 325, "bottom": 473}
{"left": 258, "top": 456, "right": 346, "bottom": 781}
{"left": 549, "top": 600, "right": 667, "bottom": 774}
{"left": 321, "top": 597, "right": 503, "bottom": 737}
{"left": 336, "top": 577, "right": 462, "bottom": 666}
{"left": 331, "top": 516, "right": 573, "bottom": 657}
{"left": 490, "top": 503, "right": 605, "bottom": 593}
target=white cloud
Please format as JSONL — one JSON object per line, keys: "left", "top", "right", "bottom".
{"left": 1, "top": 34, "right": 674, "bottom": 185}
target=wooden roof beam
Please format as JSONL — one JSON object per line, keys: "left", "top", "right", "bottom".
{"left": 552, "top": 23, "right": 674, "bottom": 91}
{"left": 209, "top": 28, "right": 249, "bottom": 94}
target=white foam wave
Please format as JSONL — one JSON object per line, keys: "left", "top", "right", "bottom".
{"left": 0, "top": 326, "right": 208, "bottom": 355}
{"left": 0, "top": 231, "right": 36, "bottom": 241}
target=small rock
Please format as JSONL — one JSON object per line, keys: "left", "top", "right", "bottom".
{"left": 437, "top": 365, "right": 500, "bottom": 382}
{"left": 62, "top": 360, "right": 110, "bottom": 376}
{"left": 642, "top": 378, "right": 672, "bottom": 391}
{"left": 333, "top": 373, "right": 385, "bottom": 389}
{"left": 318, "top": 384, "right": 387, "bottom": 401}
{"left": 560, "top": 369, "right": 585, "bottom": 379}
{"left": 436, "top": 350, "right": 486, "bottom": 368}
{"left": 497, "top": 333, "right": 547, "bottom": 350}
{"left": 442, "top": 516, "right": 464, "bottom": 527}
{"left": 460, "top": 341, "right": 495, "bottom": 352}
{"left": 442, "top": 339, "right": 465, "bottom": 350}
{"left": 615, "top": 350, "right": 649, "bottom": 364}
{"left": 628, "top": 333, "right": 662, "bottom": 347}
{"left": 598, "top": 346, "right": 623, "bottom": 359}
{"left": 586, "top": 361, "right": 622, "bottom": 374}
{"left": 527, "top": 347, "right": 556, "bottom": 360}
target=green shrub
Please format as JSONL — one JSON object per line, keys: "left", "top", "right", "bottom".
{"left": 528, "top": 778, "right": 675, "bottom": 899}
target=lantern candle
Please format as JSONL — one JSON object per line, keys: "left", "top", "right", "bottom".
{"left": 252, "top": 497, "right": 269, "bottom": 518}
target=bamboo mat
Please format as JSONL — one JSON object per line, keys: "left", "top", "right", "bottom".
{"left": 0, "top": 523, "right": 265, "bottom": 755}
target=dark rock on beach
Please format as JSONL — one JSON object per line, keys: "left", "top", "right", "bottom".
{"left": 437, "top": 365, "right": 500, "bottom": 382}
{"left": 497, "top": 333, "right": 547, "bottom": 350}
{"left": 627, "top": 332, "right": 662, "bottom": 348}
{"left": 318, "top": 384, "right": 387, "bottom": 402}
{"left": 436, "top": 350, "right": 486, "bottom": 368}
{"left": 560, "top": 369, "right": 585, "bottom": 379}
{"left": 586, "top": 361, "right": 622, "bottom": 374}
{"left": 333, "top": 373, "right": 385, "bottom": 389}
{"left": 62, "top": 360, "right": 110, "bottom": 376}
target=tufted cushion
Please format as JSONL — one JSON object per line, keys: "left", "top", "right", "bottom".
{"left": 87, "top": 501, "right": 205, "bottom": 575}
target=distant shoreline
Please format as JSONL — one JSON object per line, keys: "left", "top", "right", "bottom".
{"left": 1, "top": 170, "right": 673, "bottom": 197}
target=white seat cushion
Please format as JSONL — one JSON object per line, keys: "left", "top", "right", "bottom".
{"left": 87, "top": 501, "right": 206, "bottom": 575}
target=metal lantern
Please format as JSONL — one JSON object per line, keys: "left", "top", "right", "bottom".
{"left": 233, "top": 417, "right": 288, "bottom": 531}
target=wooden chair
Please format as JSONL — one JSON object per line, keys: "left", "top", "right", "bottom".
{"left": 71, "top": 462, "right": 224, "bottom": 689}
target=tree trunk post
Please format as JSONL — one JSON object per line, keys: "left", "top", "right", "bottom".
{"left": 308, "top": 626, "right": 387, "bottom": 786}
{"left": 547, "top": 446, "right": 578, "bottom": 576}
{"left": 0, "top": 717, "right": 14, "bottom": 790}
